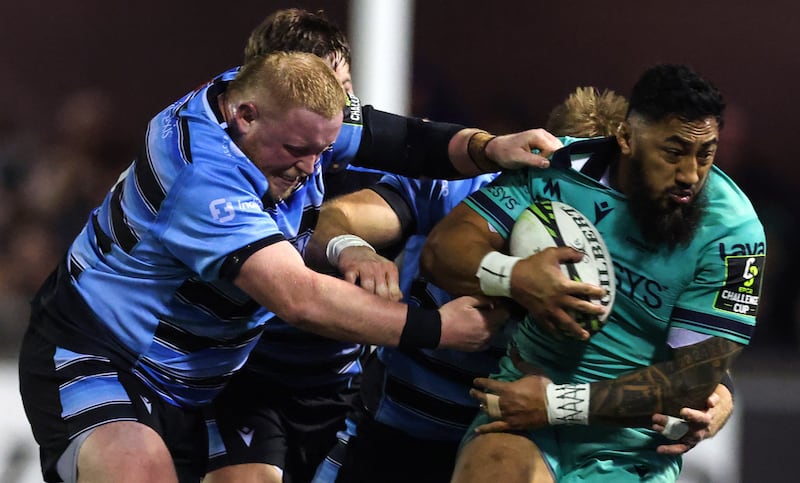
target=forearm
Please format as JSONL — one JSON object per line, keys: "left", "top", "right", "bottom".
{"left": 306, "top": 189, "right": 404, "bottom": 270}
{"left": 287, "top": 271, "right": 410, "bottom": 345}
{"left": 238, "top": 243, "right": 413, "bottom": 346}
{"left": 447, "top": 128, "right": 498, "bottom": 178}
{"left": 353, "top": 107, "right": 467, "bottom": 179}
{"left": 586, "top": 337, "right": 743, "bottom": 426}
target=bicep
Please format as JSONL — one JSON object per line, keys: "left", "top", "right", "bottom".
{"left": 421, "top": 202, "right": 505, "bottom": 293}
{"left": 234, "top": 241, "right": 313, "bottom": 317}
{"left": 320, "top": 188, "right": 403, "bottom": 247}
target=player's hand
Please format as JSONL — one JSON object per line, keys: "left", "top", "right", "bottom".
{"left": 470, "top": 374, "right": 552, "bottom": 433}
{"left": 437, "top": 295, "right": 508, "bottom": 352}
{"left": 337, "top": 246, "right": 402, "bottom": 301}
{"left": 511, "top": 246, "right": 608, "bottom": 340}
{"left": 653, "top": 384, "right": 733, "bottom": 455}
{"left": 486, "top": 128, "right": 563, "bottom": 170}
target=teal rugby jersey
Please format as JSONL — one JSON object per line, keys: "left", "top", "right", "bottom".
{"left": 464, "top": 137, "right": 766, "bottom": 384}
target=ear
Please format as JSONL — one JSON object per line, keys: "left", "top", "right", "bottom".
{"left": 238, "top": 102, "right": 258, "bottom": 124}
{"left": 616, "top": 121, "right": 632, "bottom": 156}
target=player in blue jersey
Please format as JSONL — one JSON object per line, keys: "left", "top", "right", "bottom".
{"left": 307, "top": 173, "right": 505, "bottom": 483}
{"left": 421, "top": 64, "right": 763, "bottom": 482}
{"left": 204, "top": 10, "right": 387, "bottom": 483}
{"left": 307, "top": 85, "right": 734, "bottom": 483}
{"left": 17, "top": 43, "right": 577, "bottom": 482}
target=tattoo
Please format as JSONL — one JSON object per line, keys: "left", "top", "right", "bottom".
{"left": 588, "top": 337, "right": 743, "bottom": 426}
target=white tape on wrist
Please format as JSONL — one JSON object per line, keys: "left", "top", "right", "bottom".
{"left": 325, "top": 234, "right": 375, "bottom": 266}
{"left": 545, "top": 383, "right": 590, "bottom": 425}
{"left": 661, "top": 416, "right": 689, "bottom": 440}
{"left": 476, "top": 251, "right": 521, "bottom": 297}
{"left": 485, "top": 393, "right": 502, "bottom": 419}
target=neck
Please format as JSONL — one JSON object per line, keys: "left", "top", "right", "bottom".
{"left": 217, "top": 93, "right": 231, "bottom": 126}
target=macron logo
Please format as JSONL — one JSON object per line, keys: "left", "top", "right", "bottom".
{"left": 140, "top": 395, "right": 152, "bottom": 414}
{"left": 593, "top": 201, "right": 613, "bottom": 225}
{"left": 237, "top": 427, "right": 254, "bottom": 447}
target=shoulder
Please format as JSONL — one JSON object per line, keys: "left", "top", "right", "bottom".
{"left": 705, "top": 167, "right": 764, "bottom": 237}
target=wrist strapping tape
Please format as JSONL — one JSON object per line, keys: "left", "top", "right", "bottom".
{"left": 661, "top": 416, "right": 689, "bottom": 440}
{"left": 476, "top": 251, "right": 521, "bottom": 297}
{"left": 326, "top": 234, "right": 375, "bottom": 266}
{"left": 545, "top": 383, "right": 590, "bottom": 425}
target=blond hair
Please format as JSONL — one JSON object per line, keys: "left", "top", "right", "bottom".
{"left": 545, "top": 87, "right": 628, "bottom": 137}
{"left": 227, "top": 51, "right": 346, "bottom": 120}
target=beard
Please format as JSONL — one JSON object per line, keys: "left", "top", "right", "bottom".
{"left": 625, "top": 159, "right": 708, "bottom": 251}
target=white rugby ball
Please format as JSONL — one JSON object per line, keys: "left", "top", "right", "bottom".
{"left": 509, "top": 200, "right": 615, "bottom": 335}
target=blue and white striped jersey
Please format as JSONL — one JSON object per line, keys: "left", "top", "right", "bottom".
{"left": 38, "top": 67, "right": 366, "bottom": 407}
{"left": 362, "top": 173, "right": 516, "bottom": 441}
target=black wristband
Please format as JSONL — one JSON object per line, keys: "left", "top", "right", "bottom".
{"left": 398, "top": 306, "right": 442, "bottom": 350}
{"left": 720, "top": 371, "right": 735, "bottom": 401}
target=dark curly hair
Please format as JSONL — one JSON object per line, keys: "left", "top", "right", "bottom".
{"left": 627, "top": 64, "right": 725, "bottom": 128}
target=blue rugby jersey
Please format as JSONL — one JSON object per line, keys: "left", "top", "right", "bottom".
{"left": 361, "top": 173, "right": 516, "bottom": 441}
{"left": 37, "top": 67, "right": 366, "bottom": 407}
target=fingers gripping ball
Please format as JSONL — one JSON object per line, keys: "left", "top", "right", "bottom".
{"left": 509, "top": 200, "right": 615, "bottom": 335}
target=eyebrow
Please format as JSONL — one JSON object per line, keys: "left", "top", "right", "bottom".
{"left": 665, "top": 135, "right": 719, "bottom": 149}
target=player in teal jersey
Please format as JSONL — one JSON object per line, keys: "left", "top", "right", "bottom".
{"left": 421, "top": 64, "right": 764, "bottom": 482}
{"left": 308, "top": 85, "right": 734, "bottom": 483}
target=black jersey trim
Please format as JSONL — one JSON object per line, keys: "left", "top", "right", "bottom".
{"left": 384, "top": 375, "right": 477, "bottom": 426}
{"left": 174, "top": 277, "right": 261, "bottom": 321}
{"left": 219, "top": 234, "right": 285, "bottom": 281}
{"left": 108, "top": 182, "right": 140, "bottom": 253}
{"left": 178, "top": 117, "right": 193, "bottom": 165}
{"left": 134, "top": 138, "right": 167, "bottom": 214}
{"left": 370, "top": 183, "right": 416, "bottom": 239}
{"left": 153, "top": 317, "right": 263, "bottom": 354}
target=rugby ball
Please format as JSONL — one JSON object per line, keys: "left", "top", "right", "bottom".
{"left": 509, "top": 200, "right": 615, "bottom": 335}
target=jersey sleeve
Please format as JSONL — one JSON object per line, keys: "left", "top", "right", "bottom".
{"left": 670, "top": 199, "right": 766, "bottom": 345}
{"left": 156, "top": 149, "right": 283, "bottom": 282}
{"left": 463, "top": 169, "right": 534, "bottom": 239}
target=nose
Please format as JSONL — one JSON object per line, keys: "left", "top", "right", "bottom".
{"left": 295, "top": 154, "right": 317, "bottom": 175}
{"left": 675, "top": 156, "right": 700, "bottom": 186}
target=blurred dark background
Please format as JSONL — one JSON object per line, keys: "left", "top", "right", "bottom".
{"left": 0, "top": 1, "right": 797, "bottom": 481}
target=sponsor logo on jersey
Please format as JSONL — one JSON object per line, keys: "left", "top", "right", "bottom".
{"left": 714, "top": 255, "right": 765, "bottom": 317}
{"left": 344, "top": 94, "right": 362, "bottom": 125}
{"left": 613, "top": 261, "right": 666, "bottom": 309}
{"left": 717, "top": 240, "right": 766, "bottom": 261}
{"left": 209, "top": 198, "right": 235, "bottom": 222}
{"left": 485, "top": 185, "right": 522, "bottom": 210}
{"left": 208, "top": 197, "right": 259, "bottom": 222}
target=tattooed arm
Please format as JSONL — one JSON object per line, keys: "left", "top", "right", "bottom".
{"left": 588, "top": 337, "right": 742, "bottom": 426}
{"left": 469, "top": 337, "right": 743, "bottom": 432}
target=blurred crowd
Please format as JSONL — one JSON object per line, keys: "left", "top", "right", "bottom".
{"left": 0, "top": 79, "right": 797, "bottom": 359}
{"left": 0, "top": 88, "right": 134, "bottom": 357}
